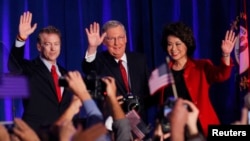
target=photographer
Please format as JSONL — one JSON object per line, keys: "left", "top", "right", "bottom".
{"left": 153, "top": 98, "right": 205, "bottom": 141}
{"left": 53, "top": 70, "right": 108, "bottom": 141}
{"left": 53, "top": 71, "right": 131, "bottom": 141}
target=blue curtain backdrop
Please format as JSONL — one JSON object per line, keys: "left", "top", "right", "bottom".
{"left": 0, "top": 0, "right": 249, "bottom": 124}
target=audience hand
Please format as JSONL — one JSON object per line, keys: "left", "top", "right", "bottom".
{"left": 102, "top": 76, "right": 117, "bottom": 99}
{"left": 54, "top": 95, "right": 82, "bottom": 126}
{"left": 64, "top": 71, "right": 91, "bottom": 101}
{"left": 102, "top": 76, "right": 126, "bottom": 120}
{"left": 153, "top": 98, "right": 201, "bottom": 141}
{"left": 169, "top": 98, "right": 188, "bottom": 128}
{"left": 13, "top": 118, "right": 40, "bottom": 141}
{"left": 117, "top": 95, "right": 124, "bottom": 105}
{"left": 9, "top": 134, "right": 21, "bottom": 141}
{"left": 153, "top": 122, "right": 171, "bottom": 141}
{"left": 58, "top": 120, "right": 76, "bottom": 141}
{"left": 183, "top": 99, "right": 199, "bottom": 136}
{"left": 68, "top": 96, "right": 83, "bottom": 116}
{"left": 0, "top": 124, "right": 10, "bottom": 141}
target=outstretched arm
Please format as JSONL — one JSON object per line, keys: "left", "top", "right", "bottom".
{"left": 102, "top": 76, "right": 132, "bottom": 141}
{"left": 54, "top": 95, "right": 82, "bottom": 126}
{"left": 8, "top": 11, "right": 37, "bottom": 73}
{"left": 102, "top": 76, "right": 125, "bottom": 120}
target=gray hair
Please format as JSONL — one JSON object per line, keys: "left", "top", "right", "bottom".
{"left": 102, "top": 20, "right": 126, "bottom": 34}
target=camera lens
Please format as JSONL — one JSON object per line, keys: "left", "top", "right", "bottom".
{"left": 127, "top": 101, "right": 139, "bottom": 111}
{"left": 123, "top": 95, "right": 140, "bottom": 112}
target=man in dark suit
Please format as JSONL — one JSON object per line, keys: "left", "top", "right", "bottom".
{"left": 8, "top": 11, "right": 72, "bottom": 132}
{"left": 82, "top": 21, "right": 150, "bottom": 124}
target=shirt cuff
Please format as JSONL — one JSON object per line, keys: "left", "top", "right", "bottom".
{"left": 15, "top": 40, "right": 25, "bottom": 48}
{"left": 82, "top": 99, "right": 102, "bottom": 117}
{"left": 85, "top": 51, "right": 97, "bottom": 62}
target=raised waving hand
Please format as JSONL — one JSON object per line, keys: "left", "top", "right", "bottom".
{"left": 18, "top": 11, "right": 37, "bottom": 40}
{"left": 85, "top": 22, "right": 106, "bottom": 54}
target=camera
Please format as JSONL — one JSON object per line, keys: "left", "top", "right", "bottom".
{"left": 84, "top": 71, "right": 106, "bottom": 100}
{"left": 58, "top": 76, "right": 68, "bottom": 87}
{"left": 122, "top": 94, "right": 140, "bottom": 113}
{"left": 59, "top": 71, "right": 106, "bottom": 100}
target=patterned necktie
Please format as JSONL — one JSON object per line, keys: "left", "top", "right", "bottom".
{"left": 119, "top": 60, "right": 130, "bottom": 93}
{"left": 51, "top": 65, "right": 62, "bottom": 102}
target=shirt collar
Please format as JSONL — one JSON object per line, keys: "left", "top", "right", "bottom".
{"left": 39, "top": 56, "right": 58, "bottom": 71}
{"left": 115, "top": 53, "right": 127, "bottom": 63}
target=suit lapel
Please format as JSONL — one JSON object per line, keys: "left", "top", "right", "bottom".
{"left": 101, "top": 52, "right": 127, "bottom": 95}
{"left": 35, "top": 58, "right": 59, "bottom": 103}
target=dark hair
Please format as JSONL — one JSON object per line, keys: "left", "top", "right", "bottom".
{"left": 161, "top": 22, "right": 196, "bottom": 57}
{"left": 37, "top": 26, "right": 61, "bottom": 43}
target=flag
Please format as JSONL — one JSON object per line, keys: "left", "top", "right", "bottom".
{"left": 148, "top": 63, "right": 174, "bottom": 95}
{"left": 126, "top": 109, "right": 149, "bottom": 140}
{"left": 233, "top": 0, "right": 250, "bottom": 107}
{"left": 0, "top": 74, "right": 29, "bottom": 98}
{"left": 238, "top": 13, "right": 249, "bottom": 94}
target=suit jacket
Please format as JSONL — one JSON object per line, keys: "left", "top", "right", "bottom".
{"left": 164, "top": 58, "right": 234, "bottom": 137}
{"left": 8, "top": 44, "right": 72, "bottom": 132}
{"left": 82, "top": 51, "right": 150, "bottom": 121}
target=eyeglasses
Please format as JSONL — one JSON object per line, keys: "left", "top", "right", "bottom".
{"left": 105, "top": 36, "right": 125, "bottom": 43}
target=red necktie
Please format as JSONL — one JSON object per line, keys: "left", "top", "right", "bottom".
{"left": 51, "top": 65, "right": 62, "bottom": 102}
{"left": 119, "top": 60, "right": 130, "bottom": 93}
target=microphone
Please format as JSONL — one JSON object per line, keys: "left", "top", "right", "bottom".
{"left": 244, "top": 93, "right": 250, "bottom": 124}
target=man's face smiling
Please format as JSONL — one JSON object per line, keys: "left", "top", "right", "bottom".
{"left": 37, "top": 33, "right": 61, "bottom": 64}
{"left": 103, "top": 26, "right": 127, "bottom": 59}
